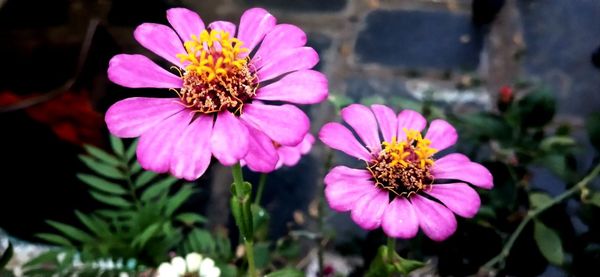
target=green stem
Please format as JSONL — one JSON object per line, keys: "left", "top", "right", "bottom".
{"left": 483, "top": 163, "right": 600, "bottom": 270}
{"left": 121, "top": 155, "right": 141, "bottom": 210}
{"left": 231, "top": 163, "right": 257, "bottom": 277}
{"left": 387, "top": 237, "right": 396, "bottom": 263}
{"left": 245, "top": 240, "right": 256, "bottom": 277}
{"left": 254, "top": 174, "right": 268, "bottom": 205}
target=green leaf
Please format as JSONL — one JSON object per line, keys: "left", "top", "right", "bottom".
{"left": 216, "top": 262, "right": 237, "bottom": 277}
{"left": 74, "top": 211, "right": 111, "bottom": 238}
{"left": 186, "top": 229, "right": 215, "bottom": 254}
{"left": 130, "top": 162, "right": 142, "bottom": 174}
{"left": 529, "top": 192, "right": 553, "bottom": 209}
{"left": 538, "top": 154, "right": 568, "bottom": 179}
{"left": 585, "top": 192, "right": 600, "bottom": 208}
{"left": 459, "top": 112, "right": 512, "bottom": 141}
{"left": 134, "top": 171, "right": 158, "bottom": 188}
{"left": 265, "top": 268, "right": 304, "bottom": 277}
{"left": 126, "top": 139, "right": 139, "bottom": 161}
{"left": 517, "top": 89, "right": 556, "bottom": 128}
{"left": 165, "top": 186, "right": 195, "bottom": 216}
{"left": 109, "top": 135, "right": 125, "bottom": 157}
{"left": 328, "top": 93, "right": 352, "bottom": 111}
{"left": 83, "top": 145, "right": 121, "bottom": 166}
{"left": 254, "top": 242, "right": 271, "bottom": 269}
{"left": 90, "top": 191, "right": 132, "bottom": 208}
{"left": 586, "top": 112, "right": 600, "bottom": 151}
{"left": 175, "top": 213, "right": 207, "bottom": 226}
{"left": 230, "top": 182, "right": 253, "bottom": 241}
{"left": 141, "top": 176, "right": 178, "bottom": 202}
{"left": 46, "top": 221, "right": 94, "bottom": 242}
{"left": 0, "top": 242, "right": 13, "bottom": 269}
{"left": 366, "top": 245, "right": 424, "bottom": 276}
{"left": 77, "top": 174, "right": 127, "bottom": 195}
{"left": 23, "top": 250, "right": 61, "bottom": 270}
{"left": 132, "top": 222, "right": 161, "bottom": 248}
{"left": 360, "top": 95, "right": 386, "bottom": 106}
{"left": 540, "top": 136, "right": 576, "bottom": 152}
{"left": 35, "top": 233, "right": 74, "bottom": 247}
{"left": 534, "top": 220, "right": 564, "bottom": 265}
{"left": 79, "top": 155, "right": 126, "bottom": 180}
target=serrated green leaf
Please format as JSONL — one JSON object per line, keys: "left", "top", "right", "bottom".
{"left": 0, "top": 242, "right": 13, "bottom": 269}
{"left": 265, "top": 268, "right": 304, "bottom": 277}
{"left": 90, "top": 191, "right": 132, "bottom": 208}
{"left": 126, "top": 139, "right": 139, "bottom": 161}
{"left": 109, "top": 136, "right": 125, "bottom": 157}
{"left": 74, "top": 211, "right": 111, "bottom": 238}
{"left": 132, "top": 222, "right": 161, "bottom": 248}
{"left": 134, "top": 171, "right": 158, "bottom": 188}
{"left": 46, "top": 221, "right": 94, "bottom": 242}
{"left": 534, "top": 220, "right": 564, "bottom": 265}
{"left": 83, "top": 145, "right": 121, "bottom": 166}
{"left": 529, "top": 192, "right": 553, "bottom": 209}
{"left": 166, "top": 186, "right": 195, "bottom": 216}
{"left": 140, "top": 176, "right": 178, "bottom": 202}
{"left": 175, "top": 213, "right": 207, "bottom": 226}
{"left": 79, "top": 155, "right": 126, "bottom": 180}
{"left": 35, "top": 233, "right": 74, "bottom": 247}
{"left": 77, "top": 174, "right": 127, "bottom": 195}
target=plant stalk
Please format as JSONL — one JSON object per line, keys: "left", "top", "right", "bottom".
{"left": 231, "top": 163, "right": 257, "bottom": 277}
{"left": 483, "top": 163, "right": 600, "bottom": 270}
{"left": 254, "top": 173, "right": 268, "bottom": 205}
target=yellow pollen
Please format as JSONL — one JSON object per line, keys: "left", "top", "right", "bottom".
{"left": 176, "top": 29, "right": 248, "bottom": 82}
{"left": 381, "top": 128, "right": 437, "bottom": 170}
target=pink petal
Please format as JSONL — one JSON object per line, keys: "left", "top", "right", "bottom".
{"left": 166, "top": 8, "right": 205, "bottom": 41}
{"left": 425, "top": 119, "right": 457, "bottom": 152}
{"left": 299, "top": 133, "right": 315, "bottom": 154}
{"left": 253, "top": 24, "right": 306, "bottom": 68}
{"left": 108, "top": 54, "right": 183, "bottom": 88}
{"left": 237, "top": 8, "right": 276, "bottom": 55}
{"left": 325, "top": 177, "right": 377, "bottom": 212}
{"left": 397, "top": 110, "right": 427, "bottom": 141}
{"left": 137, "top": 111, "right": 193, "bottom": 173}
{"left": 426, "top": 183, "right": 481, "bottom": 218}
{"left": 211, "top": 112, "right": 250, "bottom": 166}
{"left": 319, "top": 123, "right": 371, "bottom": 161}
{"left": 255, "top": 70, "right": 328, "bottom": 104}
{"left": 411, "top": 195, "right": 457, "bottom": 241}
{"left": 240, "top": 103, "right": 309, "bottom": 146}
{"left": 134, "top": 23, "right": 186, "bottom": 68}
{"left": 342, "top": 104, "right": 381, "bottom": 153}
{"left": 256, "top": 47, "right": 319, "bottom": 82}
{"left": 324, "top": 166, "right": 372, "bottom": 185}
{"left": 431, "top": 156, "right": 493, "bottom": 189}
{"left": 381, "top": 197, "right": 419, "bottom": 239}
{"left": 434, "top": 153, "right": 469, "bottom": 165}
{"left": 208, "top": 21, "right": 236, "bottom": 36}
{"left": 277, "top": 146, "right": 301, "bottom": 168}
{"left": 350, "top": 189, "right": 389, "bottom": 230}
{"left": 371, "top": 104, "right": 398, "bottom": 143}
{"left": 105, "top": 97, "right": 185, "bottom": 138}
{"left": 170, "top": 115, "right": 213, "bottom": 181}
{"left": 243, "top": 125, "right": 278, "bottom": 173}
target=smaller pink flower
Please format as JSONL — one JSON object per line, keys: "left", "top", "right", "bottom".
{"left": 319, "top": 104, "right": 493, "bottom": 241}
{"left": 242, "top": 131, "right": 315, "bottom": 172}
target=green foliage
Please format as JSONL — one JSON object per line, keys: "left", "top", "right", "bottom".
{"left": 22, "top": 249, "right": 137, "bottom": 277}
{"left": 31, "top": 136, "right": 211, "bottom": 275}
{"left": 366, "top": 246, "right": 424, "bottom": 277}
{"left": 533, "top": 220, "right": 564, "bottom": 265}
{"left": 265, "top": 268, "right": 304, "bottom": 277}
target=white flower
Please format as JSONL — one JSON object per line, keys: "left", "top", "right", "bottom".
{"left": 156, "top": 253, "right": 221, "bottom": 277}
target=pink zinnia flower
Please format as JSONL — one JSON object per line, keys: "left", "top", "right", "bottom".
{"left": 319, "top": 104, "right": 493, "bottom": 241}
{"left": 104, "top": 8, "right": 328, "bottom": 180}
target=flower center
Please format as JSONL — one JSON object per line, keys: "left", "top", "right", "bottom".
{"left": 176, "top": 29, "right": 258, "bottom": 114}
{"left": 367, "top": 128, "right": 438, "bottom": 198}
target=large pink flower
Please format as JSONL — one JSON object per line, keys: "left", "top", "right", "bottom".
{"left": 319, "top": 104, "right": 493, "bottom": 241}
{"left": 105, "top": 7, "right": 328, "bottom": 180}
